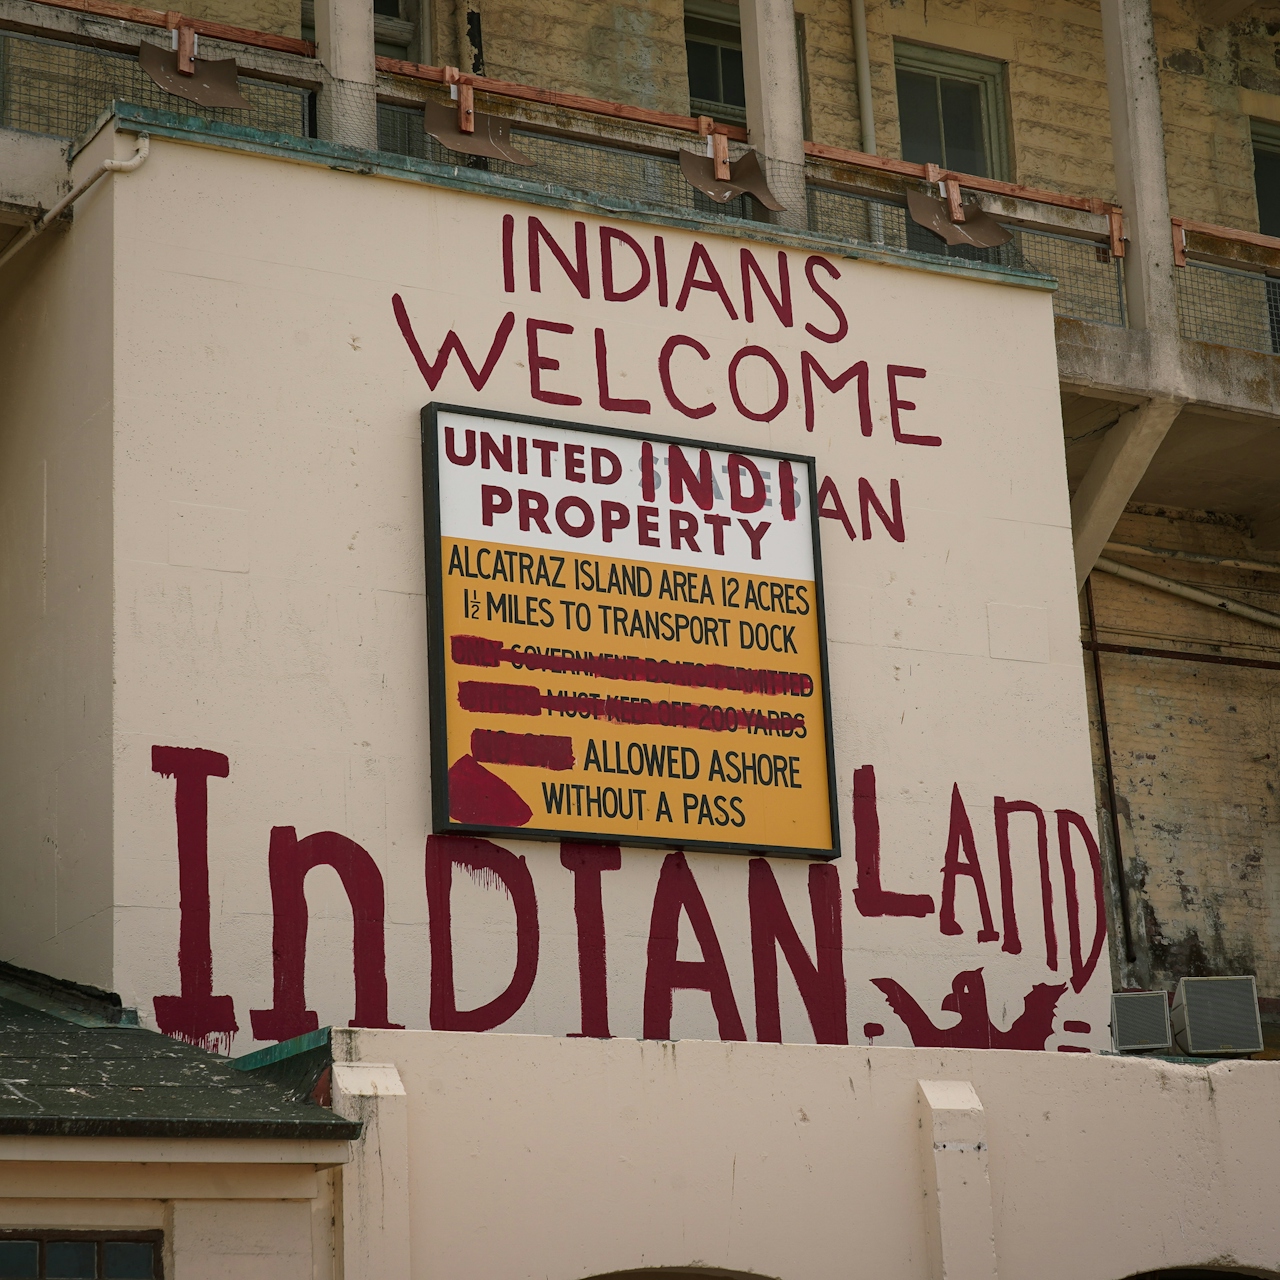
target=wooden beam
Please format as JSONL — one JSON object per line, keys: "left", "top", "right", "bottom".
{"left": 26, "top": 0, "right": 314, "bottom": 54}
{"left": 1108, "top": 209, "right": 1127, "bottom": 257}
{"left": 803, "top": 138, "right": 1120, "bottom": 215}
{"left": 376, "top": 56, "right": 750, "bottom": 140}
{"left": 1177, "top": 214, "right": 1280, "bottom": 253}
{"left": 942, "top": 178, "right": 965, "bottom": 222}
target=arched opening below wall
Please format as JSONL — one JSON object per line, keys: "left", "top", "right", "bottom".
{"left": 1125, "top": 1270, "right": 1280, "bottom": 1279}
{"left": 580, "top": 1271, "right": 781, "bottom": 1280}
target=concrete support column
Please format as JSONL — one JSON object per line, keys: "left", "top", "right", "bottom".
{"left": 1100, "top": 0, "right": 1177, "bottom": 333}
{"left": 917, "top": 1080, "right": 998, "bottom": 1280}
{"left": 315, "top": 0, "right": 377, "bottom": 150}
{"left": 739, "top": 0, "right": 808, "bottom": 229}
{"left": 332, "top": 1061, "right": 411, "bottom": 1280}
{"left": 1071, "top": 397, "right": 1185, "bottom": 588}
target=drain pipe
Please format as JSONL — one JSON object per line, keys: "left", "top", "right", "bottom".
{"left": 1105, "top": 541, "right": 1280, "bottom": 575}
{"left": 850, "top": 0, "right": 883, "bottom": 242}
{"left": 851, "top": 0, "right": 875, "bottom": 155}
{"left": 1094, "top": 554, "right": 1280, "bottom": 631}
{"left": 1085, "top": 577, "right": 1136, "bottom": 966}
{"left": 0, "top": 134, "right": 150, "bottom": 275}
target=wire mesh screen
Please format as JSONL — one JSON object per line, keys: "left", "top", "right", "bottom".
{"left": 1177, "top": 260, "right": 1280, "bottom": 354}
{"left": 807, "top": 185, "right": 1126, "bottom": 325}
{"left": 808, "top": 186, "right": 1025, "bottom": 269}
{"left": 0, "top": 31, "right": 310, "bottom": 141}
{"left": 378, "top": 102, "right": 757, "bottom": 221}
{"left": 1016, "top": 228, "right": 1126, "bottom": 326}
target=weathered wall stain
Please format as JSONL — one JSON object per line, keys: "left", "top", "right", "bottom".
{"left": 1084, "top": 507, "right": 1280, "bottom": 1016}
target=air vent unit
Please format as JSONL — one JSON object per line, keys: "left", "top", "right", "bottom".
{"left": 1111, "top": 990, "right": 1172, "bottom": 1053}
{"left": 1171, "top": 976, "right": 1263, "bottom": 1057}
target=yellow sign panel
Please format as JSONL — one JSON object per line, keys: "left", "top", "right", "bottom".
{"left": 424, "top": 405, "right": 838, "bottom": 858}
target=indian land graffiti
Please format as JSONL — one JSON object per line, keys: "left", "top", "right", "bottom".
{"left": 150, "top": 746, "right": 1106, "bottom": 1054}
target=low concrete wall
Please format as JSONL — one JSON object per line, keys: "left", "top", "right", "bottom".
{"left": 337, "top": 1027, "right": 1280, "bottom": 1280}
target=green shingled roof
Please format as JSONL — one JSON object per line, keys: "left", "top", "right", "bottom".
{"left": 0, "top": 996, "right": 359, "bottom": 1140}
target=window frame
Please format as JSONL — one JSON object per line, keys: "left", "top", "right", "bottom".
{"left": 892, "top": 40, "right": 1011, "bottom": 181}
{"left": 0, "top": 1230, "right": 164, "bottom": 1280}
{"left": 682, "top": 0, "right": 812, "bottom": 138}
{"left": 684, "top": 0, "right": 747, "bottom": 125}
{"left": 1250, "top": 118, "right": 1280, "bottom": 238}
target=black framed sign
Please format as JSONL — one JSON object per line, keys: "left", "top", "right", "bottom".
{"left": 423, "top": 403, "right": 839, "bottom": 859}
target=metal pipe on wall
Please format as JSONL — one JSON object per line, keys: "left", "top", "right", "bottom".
{"left": 1085, "top": 578, "right": 1136, "bottom": 966}
{"left": 1094, "top": 556, "right": 1280, "bottom": 632}
{"left": 1105, "top": 541, "right": 1280, "bottom": 575}
{"left": 0, "top": 134, "right": 150, "bottom": 276}
{"left": 851, "top": 0, "right": 875, "bottom": 155}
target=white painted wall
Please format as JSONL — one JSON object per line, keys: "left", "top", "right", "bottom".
{"left": 6, "top": 123, "right": 1108, "bottom": 1055}
{"left": 339, "top": 1026, "right": 1280, "bottom": 1280}
{"left": 0, "top": 125, "right": 119, "bottom": 987}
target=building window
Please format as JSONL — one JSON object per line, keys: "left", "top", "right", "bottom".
{"left": 685, "top": 0, "right": 747, "bottom": 124}
{"left": 893, "top": 42, "right": 1009, "bottom": 180}
{"left": 0, "top": 1234, "right": 160, "bottom": 1279}
{"left": 1252, "top": 120, "right": 1280, "bottom": 238}
{"left": 301, "top": 0, "right": 421, "bottom": 60}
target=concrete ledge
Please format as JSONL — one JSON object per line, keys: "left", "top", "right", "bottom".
{"left": 1057, "top": 315, "right": 1280, "bottom": 419}
{"left": 0, "top": 1136, "right": 351, "bottom": 1164}
{"left": 0, "top": 127, "right": 70, "bottom": 215}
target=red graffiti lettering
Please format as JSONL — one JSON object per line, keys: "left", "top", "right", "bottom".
{"left": 426, "top": 835, "right": 540, "bottom": 1031}
{"left": 249, "top": 828, "right": 401, "bottom": 1042}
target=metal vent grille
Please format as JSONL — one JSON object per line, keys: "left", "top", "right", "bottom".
{"left": 1111, "top": 991, "right": 1171, "bottom": 1052}
{"left": 1172, "top": 976, "right": 1263, "bottom": 1056}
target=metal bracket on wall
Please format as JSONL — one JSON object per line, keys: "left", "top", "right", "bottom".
{"left": 424, "top": 73, "right": 533, "bottom": 164}
{"left": 679, "top": 121, "right": 786, "bottom": 211}
{"left": 698, "top": 115, "right": 731, "bottom": 181}
{"left": 906, "top": 189, "right": 1011, "bottom": 249}
{"left": 139, "top": 15, "right": 249, "bottom": 108}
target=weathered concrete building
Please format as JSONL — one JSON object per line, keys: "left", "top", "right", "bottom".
{"left": 4, "top": 0, "right": 1280, "bottom": 1273}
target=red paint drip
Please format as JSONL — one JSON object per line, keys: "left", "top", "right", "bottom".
{"left": 451, "top": 634, "right": 813, "bottom": 697}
